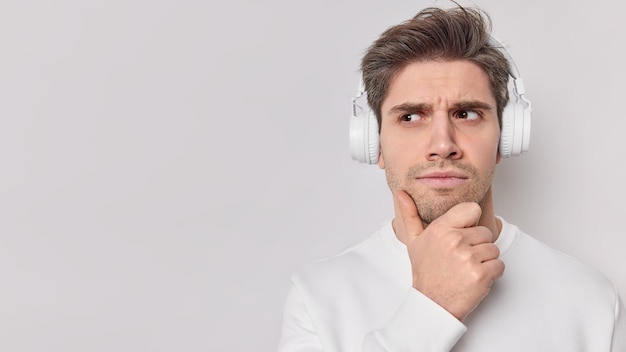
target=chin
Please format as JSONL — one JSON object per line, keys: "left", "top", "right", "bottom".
{"left": 414, "top": 192, "right": 483, "bottom": 225}
{"left": 416, "top": 201, "right": 457, "bottom": 225}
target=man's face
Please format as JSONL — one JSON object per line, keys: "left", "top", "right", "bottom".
{"left": 379, "top": 60, "right": 501, "bottom": 225}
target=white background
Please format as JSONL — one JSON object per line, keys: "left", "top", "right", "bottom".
{"left": 0, "top": 0, "right": 624, "bottom": 351}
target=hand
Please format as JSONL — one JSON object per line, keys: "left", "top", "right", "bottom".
{"left": 395, "top": 190, "right": 505, "bottom": 321}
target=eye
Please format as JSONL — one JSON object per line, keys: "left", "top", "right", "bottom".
{"left": 400, "top": 113, "right": 421, "bottom": 123}
{"left": 455, "top": 110, "right": 480, "bottom": 120}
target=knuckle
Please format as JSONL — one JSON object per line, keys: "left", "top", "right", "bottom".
{"left": 469, "top": 267, "right": 487, "bottom": 283}
{"left": 456, "top": 249, "right": 473, "bottom": 263}
{"left": 446, "top": 230, "right": 464, "bottom": 248}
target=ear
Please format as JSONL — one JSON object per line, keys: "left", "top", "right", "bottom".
{"left": 378, "top": 148, "right": 385, "bottom": 169}
{"left": 496, "top": 149, "right": 502, "bottom": 165}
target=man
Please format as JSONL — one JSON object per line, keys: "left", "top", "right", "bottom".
{"left": 278, "top": 6, "right": 626, "bottom": 351}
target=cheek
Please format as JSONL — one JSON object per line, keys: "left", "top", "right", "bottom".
{"left": 481, "top": 126, "right": 502, "bottom": 155}
{"left": 380, "top": 142, "right": 413, "bottom": 170}
{"left": 464, "top": 130, "right": 500, "bottom": 164}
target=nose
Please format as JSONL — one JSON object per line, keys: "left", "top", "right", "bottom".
{"left": 426, "top": 115, "right": 461, "bottom": 161}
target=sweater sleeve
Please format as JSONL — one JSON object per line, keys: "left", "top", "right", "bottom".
{"left": 362, "top": 288, "right": 467, "bottom": 352}
{"left": 279, "top": 282, "right": 467, "bottom": 352}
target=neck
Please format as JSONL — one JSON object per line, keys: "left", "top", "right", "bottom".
{"left": 476, "top": 186, "right": 501, "bottom": 242}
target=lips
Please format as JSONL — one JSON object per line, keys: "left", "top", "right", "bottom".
{"left": 416, "top": 170, "right": 468, "bottom": 188}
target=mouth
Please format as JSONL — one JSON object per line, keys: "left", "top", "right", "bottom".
{"left": 416, "top": 171, "right": 469, "bottom": 188}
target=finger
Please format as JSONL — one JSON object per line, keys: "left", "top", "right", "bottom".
{"left": 436, "top": 202, "right": 483, "bottom": 229}
{"left": 481, "top": 258, "right": 505, "bottom": 281}
{"left": 463, "top": 226, "right": 494, "bottom": 246}
{"left": 394, "top": 190, "right": 425, "bottom": 238}
{"left": 471, "top": 242, "right": 501, "bottom": 263}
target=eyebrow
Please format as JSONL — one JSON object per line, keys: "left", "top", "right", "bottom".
{"left": 387, "top": 102, "right": 432, "bottom": 115}
{"left": 387, "top": 100, "right": 493, "bottom": 115}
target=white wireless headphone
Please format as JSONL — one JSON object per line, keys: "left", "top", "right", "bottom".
{"left": 350, "top": 36, "right": 532, "bottom": 164}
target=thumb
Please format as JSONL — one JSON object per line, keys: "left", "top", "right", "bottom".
{"left": 394, "top": 190, "right": 425, "bottom": 239}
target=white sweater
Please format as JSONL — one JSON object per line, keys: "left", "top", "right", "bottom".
{"left": 278, "top": 218, "right": 626, "bottom": 351}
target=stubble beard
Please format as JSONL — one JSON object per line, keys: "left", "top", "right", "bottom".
{"left": 386, "top": 160, "right": 494, "bottom": 225}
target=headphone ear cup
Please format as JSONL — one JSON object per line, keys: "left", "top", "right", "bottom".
{"left": 366, "top": 109, "right": 380, "bottom": 164}
{"left": 350, "top": 108, "right": 379, "bottom": 164}
{"left": 520, "top": 105, "right": 531, "bottom": 155}
{"left": 499, "top": 103, "right": 515, "bottom": 158}
{"left": 499, "top": 102, "right": 531, "bottom": 158}
{"left": 511, "top": 102, "right": 525, "bottom": 156}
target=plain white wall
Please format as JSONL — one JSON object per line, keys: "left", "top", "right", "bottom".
{"left": 0, "top": 0, "right": 624, "bottom": 351}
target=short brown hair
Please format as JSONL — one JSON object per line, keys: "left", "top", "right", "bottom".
{"left": 361, "top": 6, "right": 510, "bottom": 129}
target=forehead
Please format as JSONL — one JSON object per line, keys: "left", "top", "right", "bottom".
{"left": 382, "top": 60, "right": 496, "bottom": 113}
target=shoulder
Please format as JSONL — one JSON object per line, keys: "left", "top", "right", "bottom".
{"left": 289, "top": 221, "right": 407, "bottom": 300}
{"left": 292, "top": 222, "right": 396, "bottom": 284}
{"left": 503, "top": 220, "right": 618, "bottom": 303}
